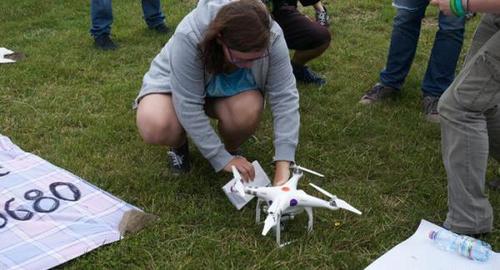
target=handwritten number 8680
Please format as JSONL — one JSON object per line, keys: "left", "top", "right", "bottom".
{"left": 0, "top": 182, "right": 81, "bottom": 229}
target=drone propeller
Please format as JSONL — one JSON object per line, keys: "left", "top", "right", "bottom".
{"left": 291, "top": 164, "right": 325, "bottom": 178}
{"left": 231, "top": 166, "right": 246, "bottom": 197}
{"left": 309, "top": 183, "right": 334, "bottom": 197}
{"left": 309, "top": 183, "right": 362, "bottom": 215}
{"left": 335, "top": 198, "right": 362, "bottom": 215}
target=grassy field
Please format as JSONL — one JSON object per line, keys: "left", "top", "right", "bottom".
{"left": 1, "top": 0, "right": 498, "bottom": 269}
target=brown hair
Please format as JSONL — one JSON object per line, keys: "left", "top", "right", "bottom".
{"left": 199, "top": 0, "right": 271, "bottom": 74}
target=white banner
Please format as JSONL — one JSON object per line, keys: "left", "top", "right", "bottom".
{"left": 0, "top": 134, "right": 141, "bottom": 270}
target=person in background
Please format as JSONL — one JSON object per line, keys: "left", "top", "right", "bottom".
{"left": 134, "top": 0, "right": 300, "bottom": 186}
{"left": 359, "top": 0, "right": 466, "bottom": 123}
{"left": 431, "top": 0, "right": 500, "bottom": 236}
{"left": 90, "top": 0, "right": 169, "bottom": 50}
{"left": 270, "top": 0, "right": 331, "bottom": 86}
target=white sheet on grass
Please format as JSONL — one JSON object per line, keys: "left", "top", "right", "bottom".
{"left": 366, "top": 219, "right": 500, "bottom": 270}
{"left": 0, "top": 134, "right": 139, "bottom": 269}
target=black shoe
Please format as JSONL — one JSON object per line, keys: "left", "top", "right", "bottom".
{"left": 359, "top": 83, "right": 398, "bottom": 105}
{"left": 167, "top": 142, "right": 191, "bottom": 175}
{"left": 151, "top": 23, "right": 169, "bottom": 34}
{"left": 292, "top": 63, "right": 326, "bottom": 85}
{"left": 94, "top": 34, "right": 118, "bottom": 51}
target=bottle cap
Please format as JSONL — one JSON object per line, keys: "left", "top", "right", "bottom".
{"left": 429, "top": 230, "right": 437, "bottom": 240}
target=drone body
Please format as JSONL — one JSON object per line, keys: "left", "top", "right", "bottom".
{"left": 231, "top": 165, "right": 362, "bottom": 247}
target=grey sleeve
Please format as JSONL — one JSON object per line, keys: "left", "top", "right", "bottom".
{"left": 169, "top": 33, "right": 233, "bottom": 172}
{"left": 133, "top": 45, "right": 173, "bottom": 108}
{"left": 265, "top": 32, "right": 300, "bottom": 163}
{"left": 141, "top": 45, "right": 171, "bottom": 93}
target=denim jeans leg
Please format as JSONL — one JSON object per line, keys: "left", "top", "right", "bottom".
{"left": 421, "top": 13, "right": 465, "bottom": 97}
{"left": 90, "top": 0, "right": 113, "bottom": 38}
{"left": 379, "top": 1, "right": 427, "bottom": 90}
{"left": 142, "top": 0, "right": 166, "bottom": 28}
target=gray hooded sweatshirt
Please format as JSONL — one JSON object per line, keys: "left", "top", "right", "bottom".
{"left": 135, "top": 0, "right": 300, "bottom": 172}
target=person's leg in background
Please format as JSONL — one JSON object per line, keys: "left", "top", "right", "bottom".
{"left": 273, "top": 5, "right": 331, "bottom": 86}
{"left": 360, "top": 0, "right": 428, "bottom": 104}
{"left": 421, "top": 13, "right": 465, "bottom": 123}
{"left": 141, "top": 0, "right": 168, "bottom": 33}
{"left": 90, "top": 0, "right": 118, "bottom": 50}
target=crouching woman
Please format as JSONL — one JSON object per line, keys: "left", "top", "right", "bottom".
{"left": 134, "top": 0, "right": 300, "bottom": 186}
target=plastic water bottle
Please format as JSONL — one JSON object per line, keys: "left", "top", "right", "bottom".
{"left": 429, "top": 230, "right": 492, "bottom": 262}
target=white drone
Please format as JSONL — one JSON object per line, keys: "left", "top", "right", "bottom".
{"left": 231, "top": 164, "right": 362, "bottom": 247}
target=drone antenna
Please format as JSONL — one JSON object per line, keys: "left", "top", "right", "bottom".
{"left": 292, "top": 165, "right": 325, "bottom": 178}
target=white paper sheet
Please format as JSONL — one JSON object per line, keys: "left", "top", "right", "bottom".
{"left": 0, "top": 47, "right": 16, "bottom": 63}
{"left": 222, "top": 160, "right": 271, "bottom": 210}
{"left": 365, "top": 219, "right": 500, "bottom": 270}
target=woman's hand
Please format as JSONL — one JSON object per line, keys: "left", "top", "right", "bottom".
{"left": 223, "top": 156, "right": 255, "bottom": 182}
{"left": 273, "top": 160, "right": 291, "bottom": 186}
{"left": 430, "top": 0, "right": 454, "bottom": 15}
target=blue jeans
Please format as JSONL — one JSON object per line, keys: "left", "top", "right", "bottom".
{"left": 90, "top": 0, "right": 166, "bottom": 37}
{"left": 379, "top": 0, "right": 465, "bottom": 97}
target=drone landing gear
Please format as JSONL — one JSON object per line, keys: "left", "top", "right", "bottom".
{"left": 256, "top": 198, "right": 314, "bottom": 247}
{"left": 275, "top": 214, "right": 294, "bottom": 247}
{"left": 305, "top": 207, "right": 313, "bottom": 232}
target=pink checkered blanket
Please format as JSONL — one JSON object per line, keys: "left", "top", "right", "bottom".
{"left": 0, "top": 135, "right": 138, "bottom": 269}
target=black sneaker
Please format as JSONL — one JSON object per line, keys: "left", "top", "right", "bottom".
{"left": 94, "top": 34, "right": 118, "bottom": 51}
{"left": 292, "top": 63, "right": 326, "bottom": 85}
{"left": 422, "top": 95, "right": 440, "bottom": 123}
{"left": 151, "top": 23, "right": 169, "bottom": 34}
{"left": 359, "top": 83, "right": 398, "bottom": 105}
{"left": 315, "top": 7, "right": 330, "bottom": 27}
{"left": 167, "top": 142, "right": 191, "bottom": 175}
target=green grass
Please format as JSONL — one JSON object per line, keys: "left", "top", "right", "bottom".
{"left": 1, "top": 0, "right": 498, "bottom": 269}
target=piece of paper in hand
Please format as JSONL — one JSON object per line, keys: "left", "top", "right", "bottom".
{"left": 222, "top": 160, "right": 271, "bottom": 210}
{"left": 0, "top": 48, "right": 16, "bottom": 64}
